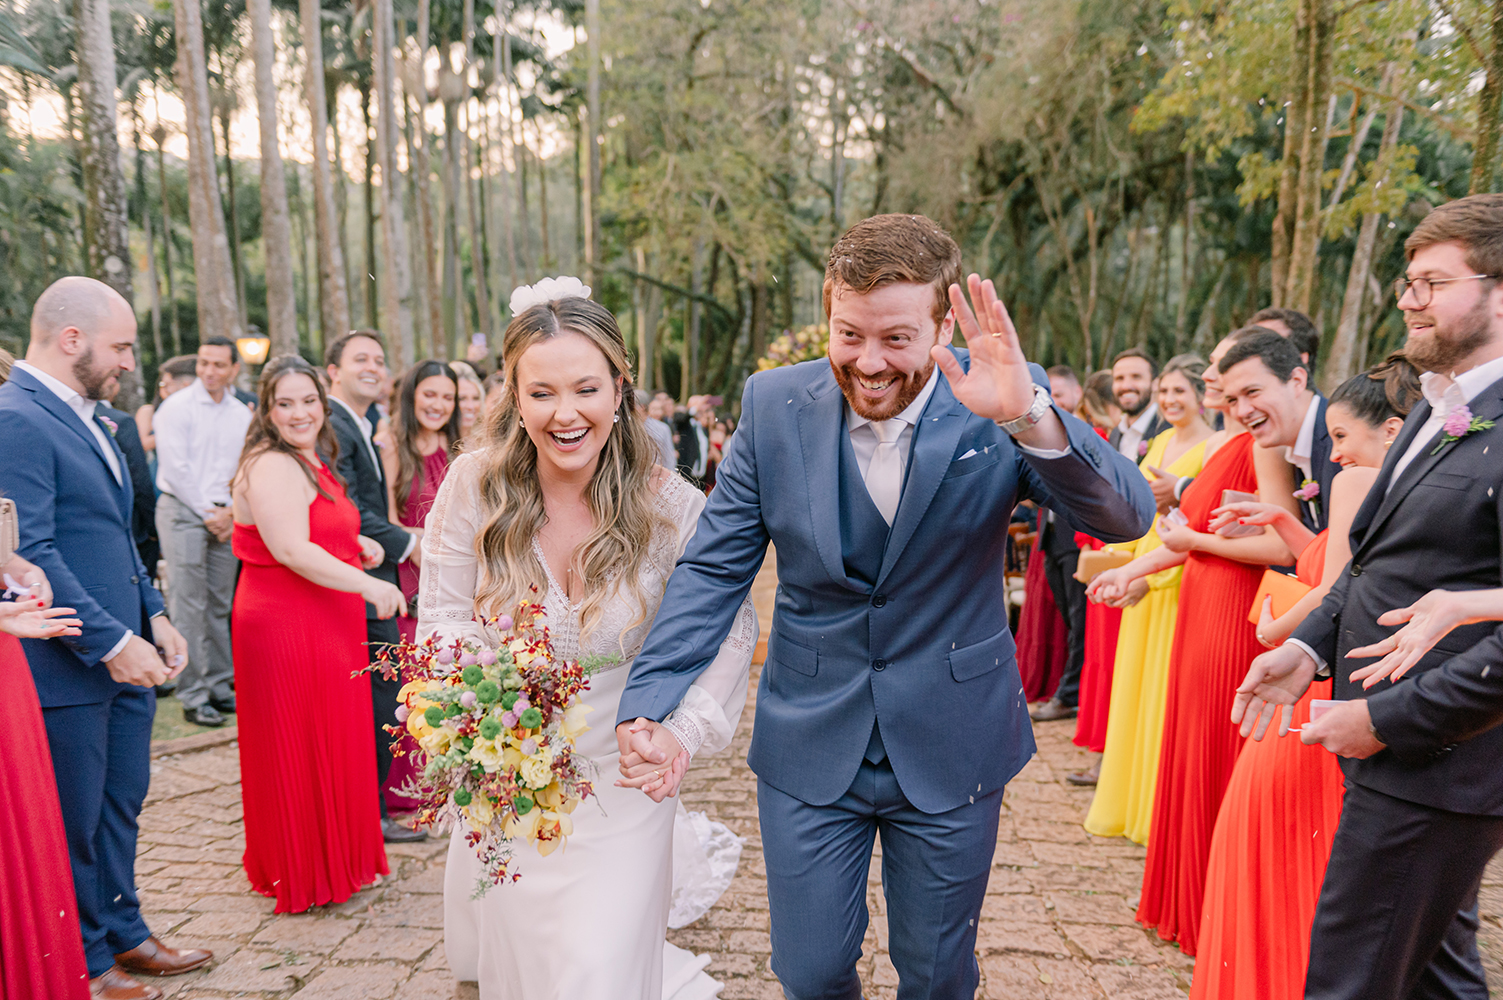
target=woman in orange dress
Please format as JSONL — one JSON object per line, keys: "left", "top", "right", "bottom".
{"left": 230, "top": 356, "right": 406, "bottom": 913}
{"left": 1191, "top": 358, "right": 1420, "bottom": 1000}
{"left": 1089, "top": 331, "right": 1301, "bottom": 955}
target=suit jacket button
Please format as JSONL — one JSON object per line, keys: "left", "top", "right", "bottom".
{"left": 1350, "top": 564, "right": 1361, "bottom": 577}
{"left": 872, "top": 594, "right": 887, "bottom": 608}
{"left": 872, "top": 658, "right": 887, "bottom": 671}
{"left": 130, "top": 575, "right": 139, "bottom": 585}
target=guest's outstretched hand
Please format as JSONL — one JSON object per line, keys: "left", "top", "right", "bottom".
{"left": 0, "top": 598, "right": 81, "bottom": 639}
{"left": 1348, "top": 588, "right": 1485, "bottom": 689}
{"left": 934, "top": 276, "right": 1065, "bottom": 449}
{"left": 1233, "top": 643, "right": 1316, "bottom": 740}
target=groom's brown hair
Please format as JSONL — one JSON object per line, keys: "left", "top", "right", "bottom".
{"left": 822, "top": 214, "right": 961, "bottom": 329}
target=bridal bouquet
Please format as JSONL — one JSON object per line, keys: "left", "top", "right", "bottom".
{"left": 373, "top": 602, "right": 595, "bottom": 894}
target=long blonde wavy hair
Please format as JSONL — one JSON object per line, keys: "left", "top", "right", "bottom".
{"left": 473, "top": 297, "right": 670, "bottom": 642}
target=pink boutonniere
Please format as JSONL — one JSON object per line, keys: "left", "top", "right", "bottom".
{"left": 1431, "top": 404, "right": 1495, "bottom": 455}
{"left": 1137, "top": 440, "right": 1149, "bottom": 457}
{"left": 1293, "top": 479, "right": 1319, "bottom": 502}
{"left": 97, "top": 414, "right": 118, "bottom": 437}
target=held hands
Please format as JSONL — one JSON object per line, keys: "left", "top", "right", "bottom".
{"left": 1298, "top": 698, "right": 1386, "bottom": 759}
{"left": 203, "top": 506, "right": 234, "bottom": 544}
{"left": 0, "top": 598, "right": 81, "bottom": 639}
{"left": 1111, "top": 577, "right": 1150, "bottom": 609}
{"left": 1086, "top": 567, "right": 1129, "bottom": 605}
{"left": 362, "top": 579, "right": 407, "bottom": 620}
{"left": 615, "top": 718, "right": 688, "bottom": 803}
{"left": 933, "top": 276, "right": 1063, "bottom": 447}
{"left": 1144, "top": 466, "right": 1177, "bottom": 516}
{"left": 1155, "top": 518, "right": 1199, "bottom": 553}
{"left": 357, "top": 535, "right": 385, "bottom": 570}
{"left": 1231, "top": 643, "right": 1317, "bottom": 739}
{"left": 1347, "top": 589, "right": 1478, "bottom": 689}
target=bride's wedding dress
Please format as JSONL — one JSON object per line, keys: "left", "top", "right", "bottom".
{"left": 417, "top": 452, "right": 757, "bottom": 1000}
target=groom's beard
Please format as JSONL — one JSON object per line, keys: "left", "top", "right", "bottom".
{"left": 1405, "top": 296, "right": 1493, "bottom": 373}
{"left": 831, "top": 358, "right": 934, "bottom": 421}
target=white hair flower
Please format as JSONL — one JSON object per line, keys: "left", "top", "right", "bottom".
{"left": 509, "top": 276, "right": 592, "bottom": 316}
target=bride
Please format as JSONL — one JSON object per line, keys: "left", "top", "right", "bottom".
{"left": 416, "top": 279, "right": 756, "bottom": 999}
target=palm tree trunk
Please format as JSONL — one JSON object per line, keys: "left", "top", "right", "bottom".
{"left": 492, "top": 10, "right": 519, "bottom": 293}
{"left": 1472, "top": 0, "right": 1503, "bottom": 194}
{"left": 1285, "top": 0, "right": 1336, "bottom": 314}
{"left": 173, "top": 0, "right": 242, "bottom": 348}
{"left": 1270, "top": 0, "right": 1314, "bottom": 308}
{"left": 299, "top": 0, "right": 351, "bottom": 342}
{"left": 154, "top": 129, "right": 181, "bottom": 355}
{"left": 372, "top": 0, "right": 415, "bottom": 365}
{"left": 215, "top": 98, "right": 249, "bottom": 325}
{"left": 584, "top": 0, "right": 601, "bottom": 273}
{"left": 249, "top": 0, "right": 299, "bottom": 356}
{"left": 460, "top": 0, "right": 491, "bottom": 340}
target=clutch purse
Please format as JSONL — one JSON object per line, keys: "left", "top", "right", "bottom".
{"left": 1074, "top": 547, "right": 1134, "bottom": 584}
{"left": 1247, "top": 568, "right": 1312, "bottom": 624}
{"left": 0, "top": 497, "right": 16, "bottom": 567}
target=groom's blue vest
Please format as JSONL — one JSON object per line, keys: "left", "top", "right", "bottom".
{"left": 618, "top": 352, "right": 1154, "bottom": 813}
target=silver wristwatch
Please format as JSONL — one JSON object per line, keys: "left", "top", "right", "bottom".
{"left": 995, "top": 383, "right": 1053, "bottom": 436}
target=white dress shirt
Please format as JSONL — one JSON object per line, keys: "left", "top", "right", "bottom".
{"left": 1288, "top": 353, "right": 1503, "bottom": 675}
{"left": 15, "top": 361, "right": 122, "bottom": 484}
{"left": 1116, "top": 403, "right": 1160, "bottom": 460}
{"left": 846, "top": 367, "right": 942, "bottom": 490}
{"left": 153, "top": 378, "right": 253, "bottom": 519}
{"left": 15, "top": 361, "right": 147, "bottom": 661}
{"left": 691, "top": 421, "right": 711, "bottom": 478}
{"left": 330, "top": 393, "right": 417, "bottom": 563}
{"left": 1284, "top": 393, "right": 1321, "bottom": 483}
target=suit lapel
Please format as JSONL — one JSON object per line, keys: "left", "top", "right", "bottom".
{"left": 1359, "top": 382, "right": 1503, "bottom": 553}
{"left": 15, "top": 368, "right": 125, "bottom": 501}
{"left": 874, "top": 371, "right": 969, "bottom": 588}
{"left": 1349, "top": 400, "right": 1429, "bottom": 546}
{"left": 95, "top": 410, "right": 133, "bottom": 520}
{"left": 797, "top": 373, "right": 858, "bottom": 590}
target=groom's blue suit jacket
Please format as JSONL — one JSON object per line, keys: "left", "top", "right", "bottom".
{"left": 617, "top": 351, "right": 1154, "bottom": 813}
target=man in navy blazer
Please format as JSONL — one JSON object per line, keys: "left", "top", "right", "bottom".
{"left": 0, "top": 278, "right": 210, "bottom": 999}
{"left": 614, "top": 216, "right": 1154, "bottom": 998}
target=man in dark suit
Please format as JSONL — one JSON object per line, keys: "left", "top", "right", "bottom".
{"left": 0, "top": 277, "right": 210, "bottom": 1000}
{"left": 1236, "top": 194, "right": 1503, "bottom": 1000}
{"left": 324, "top": 330, "right": 426, "bottom": 844}
{"left": 1106, "top": 348, "right": 1171, "bottom": 459}
{"left": 98, "top": 392, "right": 159, "bottom": 582}
{"left": 1250, "top": 307, "right": 1336, "bottom": 530}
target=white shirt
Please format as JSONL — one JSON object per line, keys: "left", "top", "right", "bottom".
{"left": 329, "top": 393, "right": 417, "bottom": 564}
{"left": 1116, "top": 403, "right": 1160, "bottom": 460}
{"left": 15, "top": 361, "right": 148, "bottom": 661}
{"left": 15, "top": 361, "right": 121, "bottom": 484}
{"left": 1284, "top": 393, "right": 1321, "bottom": 483}
{"left": 846, "top": 367, "right": 942, "bottom": 484}
{"left": 153, "top": 378, "right": 253, "bottom": 519}
{"left": 1290, "top": 354, "right": 1503, "bottom": 675}
{"left": 691, "top": 422, "right": 711, "bottom": 478}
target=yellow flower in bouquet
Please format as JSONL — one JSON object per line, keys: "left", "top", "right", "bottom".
{"left": 464, "top": 792, "right": 496, "bottom": 831}
{"left": 468, "top": 738, "right": 504, "bottom": 774}
{"left": 561, "top": 702, "right": 593, "bottom": 740}
{"left": 520, "top": 754, "right": 555, "bottom": 789}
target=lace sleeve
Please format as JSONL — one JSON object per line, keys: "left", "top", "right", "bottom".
{"left": 656, "top": 476, "right": 757, "bottom": 758}
{"left": 416, "top": 451, "right": 490, "bottom": 648}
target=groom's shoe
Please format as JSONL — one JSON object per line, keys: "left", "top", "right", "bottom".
{"left": 1029, "top": 698, "right": 1077, "bottom": 722}
{"left": 114, "top": 937, "right": 212, "bottom": 977}
{"left": 382, "top": 817, "right": 428, "bottom": 843}
{"left": 90, "top": 966, "right": 162, "bottom": 1000}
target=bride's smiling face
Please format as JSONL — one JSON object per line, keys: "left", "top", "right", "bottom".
{"left": 516, "top": 330, "right": 623, "bottom": 478}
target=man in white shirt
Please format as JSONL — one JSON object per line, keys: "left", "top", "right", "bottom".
{"left": 1108, "top": 348, "right": 1169, "bottom": 461}
{"left": 153, "top": 337, "right": 252, "bottom": 728}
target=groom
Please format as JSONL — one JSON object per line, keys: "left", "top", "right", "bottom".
{"left": 616, "top": 214, "right": 1153, "bottom": 998}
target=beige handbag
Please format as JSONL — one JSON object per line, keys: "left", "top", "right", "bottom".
{"left": 0, "top": 497, "right": 16, "bottom": 567}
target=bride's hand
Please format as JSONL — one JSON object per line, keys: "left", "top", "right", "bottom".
{"left": 615, "top": 718, "right": 687, "bottom": 801}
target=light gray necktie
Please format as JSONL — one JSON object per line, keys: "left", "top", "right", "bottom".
{"left": 865, "top": 420, "right": 904, "bottom": 525}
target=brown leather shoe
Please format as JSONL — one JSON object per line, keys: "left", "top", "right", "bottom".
{"left": 113, "top": 937, "right": 212, "bottom": 977}
{"left": 90, "top": 966, "right": 163, "bottom": 1000}
{"left": 1028, "top": 698, "right": 1078, "bottom": 722}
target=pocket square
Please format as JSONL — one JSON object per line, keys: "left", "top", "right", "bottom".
{"left": 957, "top": 448, "right": 979, "bottom": 460}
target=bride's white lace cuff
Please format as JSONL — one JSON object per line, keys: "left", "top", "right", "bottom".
{"left": 661, "top": 713, "right": 706, "bottom": 759}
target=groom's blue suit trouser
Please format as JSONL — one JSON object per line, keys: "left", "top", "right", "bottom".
{"left": 760, "top": 758, "right": 1005, "bottom": 1000}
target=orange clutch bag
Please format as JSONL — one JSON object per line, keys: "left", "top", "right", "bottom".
{"left": 1073, "top": 547, "right": 1134, "bottom": 584}
{"left": 1247, "top": 569, "right": 1312, "bottom": 624}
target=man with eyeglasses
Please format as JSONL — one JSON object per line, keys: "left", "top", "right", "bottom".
{"left": 1236, "top": 193, "right": 1503, "bottom": 1000}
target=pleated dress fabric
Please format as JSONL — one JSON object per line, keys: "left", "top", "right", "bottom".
{"left": 1190, "top": 531, "right": 1345, "bottom": 1000}
{"left": 1016, "top": 512, "right": 1069, "bottom": 703}
{"left": 231, "top": 461, "right": 389, "bottom": 914}
{"left": 1072, "top": 532, "right": 1122, "bottom": 753}
{"left": 1084, "top": 431, "right": 1206, "bottom": 843}
{"left": 0, "top": 632, "right": 90, "bottom": 1000}
{"left": 1135, "top": 431, "right": 1263, "bottom": 956}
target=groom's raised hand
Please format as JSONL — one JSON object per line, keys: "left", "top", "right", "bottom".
{"left": 615, "top": 718, "right": 688, "bottom": 802}
{"left": 932, "top": 274, "right": 1068, "bottom": 451}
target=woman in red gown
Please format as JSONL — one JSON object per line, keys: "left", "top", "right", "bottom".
{"left": 1017, "top": 507, "right": 1070, "bottom": 702}
{"left": 378, "top": 360, "right": 458, "bottom": 811}
{"left": 1191, "top": 359, "right": 1419, "bottom": 1000}
{"left": 0, "top": 554, "right": 88, "bottom": 1000}
{"left": 230, "top": 356, "right": 405, "bottom": 914}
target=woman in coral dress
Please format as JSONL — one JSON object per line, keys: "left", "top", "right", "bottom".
{"left": 1191, "top": 359, "right": 1419, "bottom": 1000}
{"left": 231, "top": 356, "right": 405, "bottom": 914}
{"left": 1083, "top": 356, "right": 1212, "bottom": 832}
{"left": 0, "top": 552, "right": 89, "bottom": 1000}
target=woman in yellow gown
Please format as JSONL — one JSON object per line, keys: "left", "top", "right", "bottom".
{"left": 1084, "top": 356, "right": 1212, "bottom": 844}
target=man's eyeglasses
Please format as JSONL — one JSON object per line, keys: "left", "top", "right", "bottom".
{"left": 1392, "top": 273, "right": 1498, "bottom": 308}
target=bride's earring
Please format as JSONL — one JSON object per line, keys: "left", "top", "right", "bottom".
{"left": 519, "top": 418, "right": 525, "bottom": 429}
{"left": 1384, "top": 438, "right": 1392, "bottom": 449}
{"left": 613, "top": 414, "right": 620, "bottom": 424}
